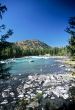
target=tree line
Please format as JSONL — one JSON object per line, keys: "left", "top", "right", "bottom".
{"left": 0, "top": 44, "right": 68, "bottom": 59}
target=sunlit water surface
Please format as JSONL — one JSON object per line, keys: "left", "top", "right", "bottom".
{"left": 4, "top": 56, "right": 70, "bottom": 75}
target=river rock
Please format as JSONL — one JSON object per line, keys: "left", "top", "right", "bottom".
{"left": 28, "top": 75, "right": 33, "bottom": 80}
{"left": 2, "top": 91, "right": 9, "bottom": 98}
{"left": 23, "top": 84, "right": 31, "bottom": 89}
{"left": 18, "top": 94, "right": 24, "bottom": 98}
{"left": 36, "top": 90, "right": 42, "bottom": 94}
{"left": 1, "top": 100, "right": 8, "bottom": 104}
{"left": 10, "top": 92, "right": 14, "bottom": 97}
{"left": 43, "top": 79, "right": 51, "bottom": 87}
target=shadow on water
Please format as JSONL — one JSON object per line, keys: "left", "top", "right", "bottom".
{"left": 0, "top": 63, "right": 11, "bottom": 80}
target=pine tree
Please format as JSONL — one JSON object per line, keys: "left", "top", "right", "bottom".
{"left": 66, "top": 17, "right": 75, "bottom": 60}
{"left": 0, "top": 3, "right": 13, "bottom": 79}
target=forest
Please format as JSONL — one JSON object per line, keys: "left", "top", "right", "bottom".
{"left": 0, "top": 42, "right": 68, "bottom": 60}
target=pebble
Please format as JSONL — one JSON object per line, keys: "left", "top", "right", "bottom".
{"left": 28, "top": 75, "right": 33, "bottom": 80}
{"left": 10, "top": 92, "right": 14, "bottom": 97}
{"left": 0, "top": 73, "right": 75, "bottom": 108}
{"left": 51, "top": 96, "right": 55, "bottom": 99}
{"left": 43, "top": 94, "right": 47, "bottom": 98}
{"left": 36, "top": 90, "right": 42, "bottom": 94}
{"left": 1, "top": 100, "right": 8, "bottom": 104}
{"left": 63, "top": 94, "right": 69, "bottom": 99}
{"left": 18, "top": 94, "right": 24, "bottom": 98}
{"left": 2, "top": 92, "right": 8, "bottom": 98}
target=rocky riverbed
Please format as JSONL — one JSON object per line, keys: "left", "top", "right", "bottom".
{"left": 0, "top": 72, "right": 75, "bottom": 110}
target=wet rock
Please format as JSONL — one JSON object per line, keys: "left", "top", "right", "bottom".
{"left": 0, "top": 73, "right": 75, "bottom": 109}
{"left": 1, "top": 100, "right": 8, "bottom": 104}
{"left": 2, "top": 91, "right": 9, "bottom": 98}
{"left": 63, "top": 94, "right": 69, "bottom": 99}
{"left": 36, "top": 90, "right": 42, "bottom": 94}
{"left": 18, "top": 94, "right": 24, "bottom": 98}
{"left": 59, "top": 65, "right": 65, "bottom": 67}
{"left": 10, "top": 92, "right": 14, "bottom": 97}
{"left": 24, "top": 84, "right": 30, "bottom": 89}
{"left": 52, "top": 86, "right": 69, "bottom": 99}
{"left": 26, "top": 101, "right": 39, "bottom": 109}
{"left": 51, "top": 96, "right": 55, "bottom": 99}
{"left": 43, "top": 93, "right": 47, "bottom": 98}
{"left": 28, "top": 75, "right": 33, "bottom": 80}
{"left": 30, "top": 93, "right": 36, "bottom": 99}
{"left": 43, "top": 79, "right": 51, "bottom": 87}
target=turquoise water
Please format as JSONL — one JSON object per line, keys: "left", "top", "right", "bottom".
{"left": 5, "top": 56, "right": 70, "bottom": 75}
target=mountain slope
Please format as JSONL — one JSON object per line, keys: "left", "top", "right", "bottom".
{"left": 15, "top": 40, "right": 50, "bottom": 50}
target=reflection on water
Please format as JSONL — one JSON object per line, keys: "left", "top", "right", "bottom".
{"left": 0, "top": 63, "right": 11, "bottom": 79}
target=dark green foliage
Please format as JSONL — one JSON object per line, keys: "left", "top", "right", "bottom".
{"left": 69, "top": 86, "right": 75, "bottom": 100}
{"left": 0, "top": 3, "right": 13, "bottom": 60}
{"left": 0, "top": 3, "right": 7, "bottom": 19}
{"left": 16, "top": 99, "right": 28, "bottom": 110}
{"left": 66, "top": 17, "right": 75, "bottom": 36}
{"left": 36, "top": 93, "right": 43, "bottom": 104}
{"left": 0, "top": 39, "right": 68, "bottom": 59}
{"left": 0, "top": 63, "right": 11, "bottom": 79}
{"left": 1, "top": 29, "right": 13, "bottom": 42}
{"left": 14, "top": 87, "right": 75, "bottom": 110}
{"left": 57, "top": 101, "right": 75, "bottom": 110}
{"left": 66, "top": 17, "right": 75, "bottom": 59}
{"left": 0, "top": 43, "right": 68, "bottom": 59}
{"left": 0, "top": 3, "right": 13, "bottom": 79}
{"left": 56, "top": 87, "right": 75, "bottom": 110}
{"left": 44, "top": 100, "right": 57, "bottom": 110}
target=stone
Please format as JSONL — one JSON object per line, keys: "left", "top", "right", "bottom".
{"left": 2, "top": 92, "right": 8, "bottom": 98}
{"left": 30, "top": 93, "right": 36, "bottom": 99}
{"left": 51, "top": 96, "right": 55, "bottom": 99}
{"left": 27, "top": 101, "right": 39, "bottom": 109}
{"left": 25, "top": 95, "right": 30, "bottom": 99}
{"left": 43, "top": 79, "right": 51, "bottom": 87}
{"left": 18, "top": 94, "right": 24, "bottom": 98}
{"left": 59, "top": 65, "right": 65, "bottom": 67}
{"left": 52, "top": 90, "right": 60, "bottom": 98}
{"left": 24, "top": 84, "right": 30, "bottom": 89}
{"left": 63, "top": 94, "right": 69, "bottom": 99}
{"left": 50, "top": 75, "right": 55, "bottom": 80}
{"left": 10, "top": 92, "right": 14, "bottom": 97}
{"left": 4, "top": 89, "right": 10, "bottom": 92}
{"left": 43, "top": 94, "right": 47, "bottom": 98}
{"left": 36, "top": 90, "right": 42, "bottom": 94}
{"left": 1, "top": 100, "right": 8, "bottom": 104}
{"left": 28, "top": 75, "right": 33, "bottom": 80}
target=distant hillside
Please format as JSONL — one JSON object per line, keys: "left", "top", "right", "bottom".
{"left": 15, "top": 40, "right": 50, "bottom": 50}
{"left": 0, "top": 39, "right": 67, "bottom": 59}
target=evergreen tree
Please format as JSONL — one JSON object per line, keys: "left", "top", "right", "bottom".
{"left": 66, "top": 17, "right": 75, "bottom": 59}
{"left": 0, "top": 3, "right": 13, "bottom": 79}
{"left": 0, "top": 3, "right": 13, "bottom": 59}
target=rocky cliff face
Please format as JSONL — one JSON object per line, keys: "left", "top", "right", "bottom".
{"left": 15, "top": 40, "right": 50, "bottom": 49}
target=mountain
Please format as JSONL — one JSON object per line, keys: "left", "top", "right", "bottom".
{"left": 15, "top": 40, "right": 50, "bottom": 50}
{"left": 0, "top": 39, "right": 67, "bottom": 59}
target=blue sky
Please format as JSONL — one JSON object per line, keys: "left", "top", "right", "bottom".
{"left": 0, "top": 0, "right": 75, "bottom": 47}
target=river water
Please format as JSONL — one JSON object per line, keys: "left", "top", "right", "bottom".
{"left": 4, "top": 56, "right": 71, "bottom": 75}
{"left": 0, "top": 56, "right": 73, "bottom": 109}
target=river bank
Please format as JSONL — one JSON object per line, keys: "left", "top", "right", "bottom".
{"left": 0, "top": 56, "right": 75, "bottom": 110}
{"left": 0, "top": 72, "right": 75, "bottom": 109}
